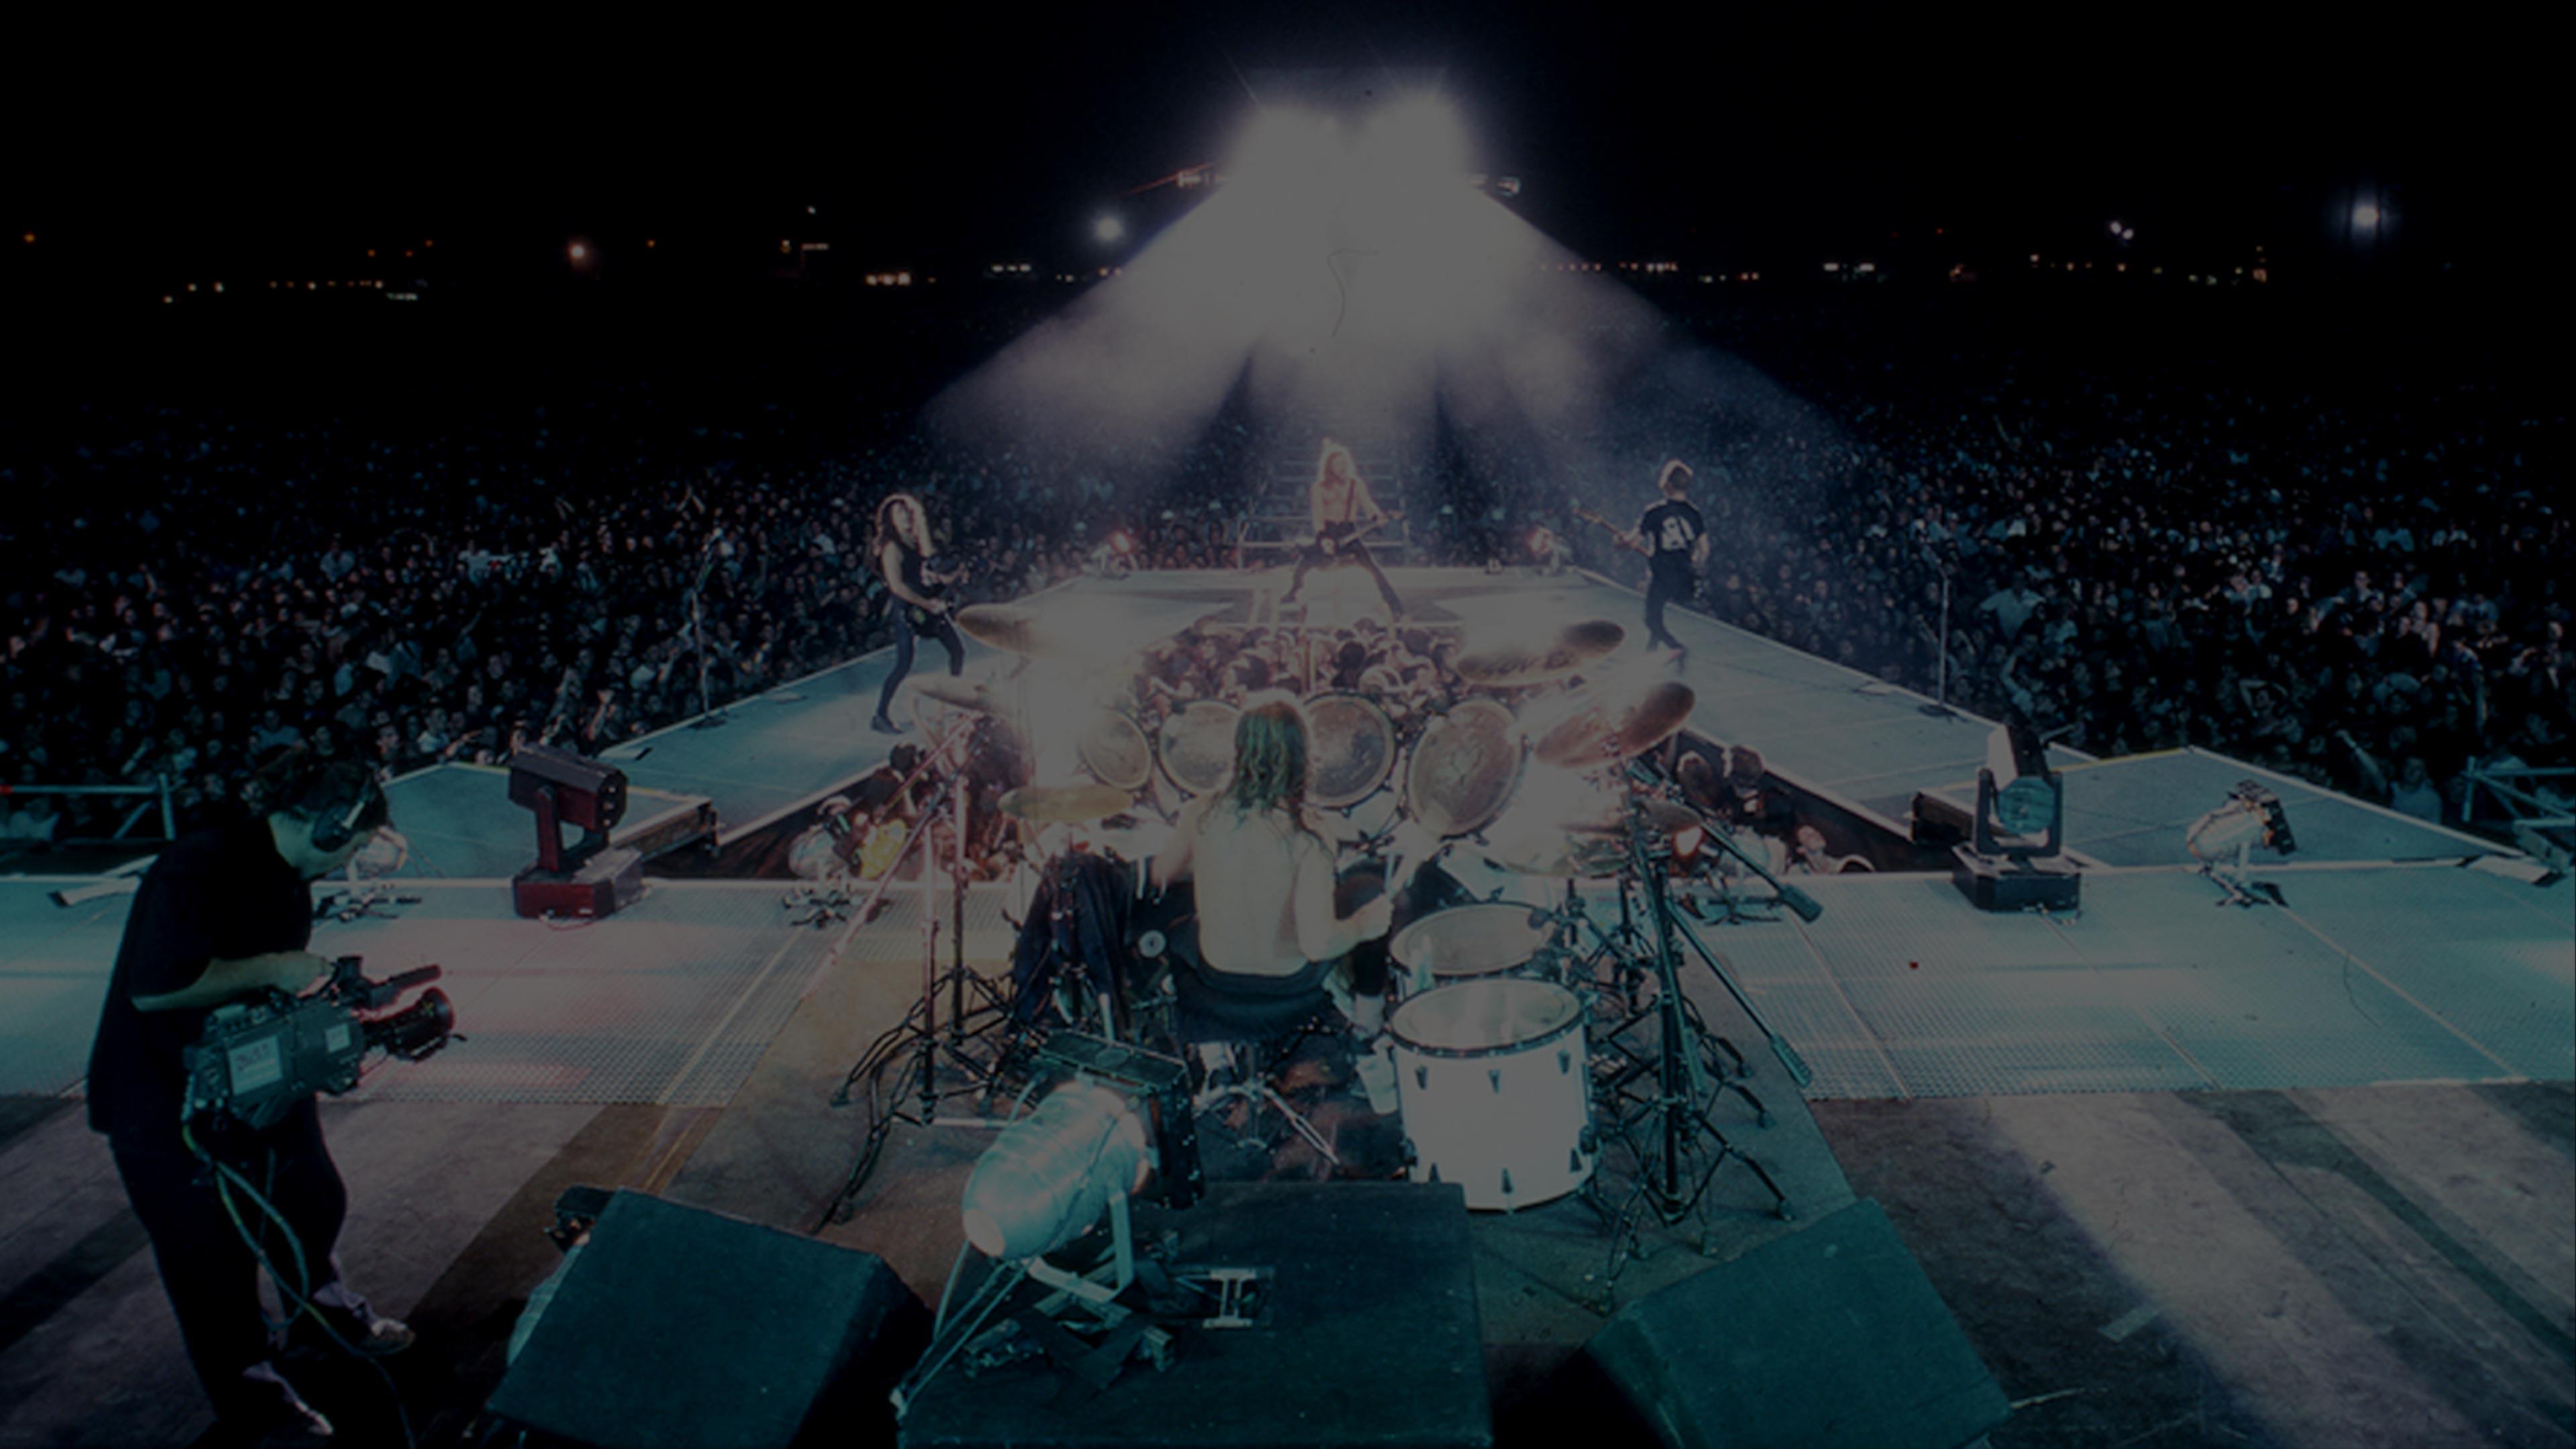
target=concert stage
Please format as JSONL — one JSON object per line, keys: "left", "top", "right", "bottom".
{"left": 0, "top": 568, "right": 2567, "bottom": 1448}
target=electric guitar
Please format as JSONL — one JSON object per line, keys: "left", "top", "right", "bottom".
{"left": 1572, "top": 506, "right": 1645, "bottom": 554}
{"left": 1309, "top": 511, "right": 1405, "bottom": 557}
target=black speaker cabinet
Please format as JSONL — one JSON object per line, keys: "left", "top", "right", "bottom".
{"left": 486, "top": 1189, "right": 928, "bottom": 1448}
{"left": 1571, "top": 1199, "right": 2009, "bottom": 1449}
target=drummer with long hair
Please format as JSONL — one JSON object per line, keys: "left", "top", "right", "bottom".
{"left": 869, "top": 491, "right": 965, "bottom": 735}
{"left": 1152, "top": 694, "right": 1395, "bottom": 1031}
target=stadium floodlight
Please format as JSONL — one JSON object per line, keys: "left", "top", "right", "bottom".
{"left": 2351, "top": 201, "right": 2382, "bottom": 231}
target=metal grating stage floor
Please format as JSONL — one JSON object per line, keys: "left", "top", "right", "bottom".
{"left": 1686, "top": 862, "right": 2574, "bottom": 1101}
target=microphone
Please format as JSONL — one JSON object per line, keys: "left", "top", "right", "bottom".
{"left": 1778, "top": 884, "right": 1824, "bottom": 924}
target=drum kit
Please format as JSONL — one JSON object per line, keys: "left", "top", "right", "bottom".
{"left": 828, "top": 603, "right": 1811, "bottom": 1240}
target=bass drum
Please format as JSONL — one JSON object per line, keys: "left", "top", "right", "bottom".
{"left": 1305, "top": 692, "right": 1397, "bottom": 810}
{"left": 1388, "top": 979, "right": 1595, "bottom": 1210}
{"left": 1404, "top": 697, "right": 1525, "bottom": 839}
{"left": 1158, "top": 700, "right": 1240, "bottom": 798}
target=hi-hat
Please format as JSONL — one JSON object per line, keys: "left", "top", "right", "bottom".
{"left": 1453, "top": 619, "right": 1625, "bottom": 686}
{"left": 998, "top": 784, "right": 1133, "bottom": 825}
{"left": 1530, "top": 679, "right": 1695, "bottom": 768}
{"left": 1484, "top": 833, "right": 1629, "bottom": 878}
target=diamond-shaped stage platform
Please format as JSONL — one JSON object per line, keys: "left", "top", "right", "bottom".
{"left": 1, "top": 568, "right": 2565, "bottom": 1448}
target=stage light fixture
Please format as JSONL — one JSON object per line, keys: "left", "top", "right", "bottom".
{"left": 508, "top": 744, "right": 642, "bottom": 918}
{"left": 1093, "top": 213, "right": 1124, "bottom": 244}
{"left": 1952, "top": 716, "right": 2079, "bottom": 911}
{"left": 959, "top": 1082, "right": 1149, "bottom": 1263}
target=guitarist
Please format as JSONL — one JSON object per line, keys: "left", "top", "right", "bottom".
{"left": 1589, "top": 459, "right": 1709, "bottom": 657}
{"left": 869, "top": 491, "right": 966, "bottom": 735}
{"left": 1282, "top": 438, "right": 1405, "bottom": 621}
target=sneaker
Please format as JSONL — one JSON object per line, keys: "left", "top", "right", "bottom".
{"left": 869, "top": 712, "right": 905, "bottom": 736}
{"left": 1355, "top": 1038, "right": 1401, "bottom": 1116}
{"left": 227, "top": 1364, "right": 333, "bottom": 1446}
{"left": 287, "top": 1299, "right": 416, "bottom": 1357}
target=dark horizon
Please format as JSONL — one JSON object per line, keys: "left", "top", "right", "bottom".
{"left": 5, "top": 11, "right": 2543, "bottom": 294}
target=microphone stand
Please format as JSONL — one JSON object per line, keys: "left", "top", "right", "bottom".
{"left": 822, "top": 712, "right": 1020, "bottom": 1227}
{"left": 688, "top": 527, "right": 728, "bottom": 730}
{"left": 1919, "top": 537, "right": 1958, "bottom": 719}
{"left": 1580, "top": 751, "right": 1790, "bottom": 1300}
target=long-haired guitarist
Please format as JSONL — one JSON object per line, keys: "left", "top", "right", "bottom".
{"left": 1581, "top": 459, "right": 1708, "bottom": 657}
{"left": 1281, "top": 438, "right": 1405, "bottom": 621}
{"left": 870, "top": 491, "right": 965, "bottom": 735}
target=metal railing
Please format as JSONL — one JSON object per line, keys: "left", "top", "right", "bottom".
{"left": 0, "top": 776, "right": 179, "bottom": 847}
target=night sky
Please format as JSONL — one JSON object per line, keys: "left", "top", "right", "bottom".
{"left": 6, "top": 10, "right": 2538, "bottom": 288}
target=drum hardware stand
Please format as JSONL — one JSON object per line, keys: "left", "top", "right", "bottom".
{"left": 1584, "top": 769, "right": 1790, "bottom": 1273}
{"left": 823, "top": 720, "right": 1028, "bottom": 1228}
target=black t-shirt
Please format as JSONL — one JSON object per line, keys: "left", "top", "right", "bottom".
{"left": 1638, "top": 498, "right": 1706, "bottom": 578}
{"left": 87, "top": 818, "right": 313, "bottom": 1146}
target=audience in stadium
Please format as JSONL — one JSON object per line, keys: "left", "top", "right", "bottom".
{"left": 3, "top": 294, "right": 2563, "bottom": 851}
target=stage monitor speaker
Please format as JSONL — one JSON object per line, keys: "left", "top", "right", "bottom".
{"left": 486, "top": 1189, "right": 928, "bottom": 1449}
{"left": 1568, "top": 1198, "right": 2009, "bottom": 1449}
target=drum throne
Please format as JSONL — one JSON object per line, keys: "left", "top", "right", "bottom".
{"left": 1169, "top": 958, "right": 1346, "bottom": 1167}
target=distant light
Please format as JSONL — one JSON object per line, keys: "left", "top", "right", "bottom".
{"left": 1823, "top": 262, "right": 1841, "bottom": 272}
{"left": 568, "top": 242, "right": 587, "bottom": 261}
{"left": 213, "top": 282, "right": 224, "bottom": 292}
{"left": 366, "top": 248, "right": 376, "bottom": 258}
{"left": 646, "top": 238, "right": 657, "bottom": 249}
{"left": 2352, "top": 201, "right": 2382, "bottom": 230}
{"left": 1093, "top": 213, "right": 1124, "bottom": 244}
{"left": 1855, "top": 262, "right": 1876, "bottom": 274}
{"left": 19, "top": 232, "right": 32, "bottom": 244}
{"left": 186, "top": 282, "right": 197, "bottom": 292}
{"left": 2110, "top": 219, "right": 2123, "bottom": 235}
{"left": 806, "top": 204, "right": 817, "bottom": 215}
{"left": 162, "top": 294, "right": 173, "bottom": 304}
{"left": 402, "top": 250, "right": 413, "bottom": 258}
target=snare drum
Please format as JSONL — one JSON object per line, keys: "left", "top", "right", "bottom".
{"left": 1390, "top": 902, "right": 1552, "bottom": 985}
{"left": 1388, "top": 979, "right": 1594, "bottom": 1210}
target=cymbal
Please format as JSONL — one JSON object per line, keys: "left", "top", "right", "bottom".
{"left": 998, "top": 783, "right": 1134, "bottom": 825}
{"left": 1561, "top": 796, "right": 1703, "bottom": 839}
{"left": 910, "top": 676, "right": 1012, "bottom": 714}
{"left": 954, "top": 604, "right": 1049, "bottom": 657}
{"left": 1483, "top": 833, "right": 1628, "bottom": 878}
{"left": 1453, "top": 619, "right": 1625, "bottom": 686}
{"left": 1530, "top": 679, "right": 1696, "bottom": 769}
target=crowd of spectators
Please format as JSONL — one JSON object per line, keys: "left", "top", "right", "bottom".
{"left": 1548, "top": 296, "right": 2569, "bottom": 831}
{"left": 3, "top": 287, "right": 2562, "bottom": 853}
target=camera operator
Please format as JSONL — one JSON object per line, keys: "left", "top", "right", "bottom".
{"left": 85, "top": 757, "right": 411, "bottom": 1444}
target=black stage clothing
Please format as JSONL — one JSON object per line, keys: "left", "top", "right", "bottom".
{"left": 86, "top": 818, "right": 358, "bottom": 1425}
{"left": 1637, "top": 498, "right": 1706, "bottom": 652}
{"left": 875, "top": 539, "right": 965, "bottom": 720}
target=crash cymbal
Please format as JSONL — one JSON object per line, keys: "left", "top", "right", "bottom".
{"left": 910, "top": 675, "right": 1012, "bottom": 714}
{"left": 1561, "top": 796, "right": 1703, "bottom": 839}
{"left": 998, "top": 783, "right": 1134, "bottom": 825}
{"left": 953, "top": 604, "right": 1043, "bottom": 655}
{"left": 1453, "top": 619, "right": 1625, "bottom": 686}
{"left": 1530, "top": 679, "right": 1696, "bottom": 769}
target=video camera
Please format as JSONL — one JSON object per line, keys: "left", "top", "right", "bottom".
{"left": 181, "top": 956, "right": 458, "bottom": 1133}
